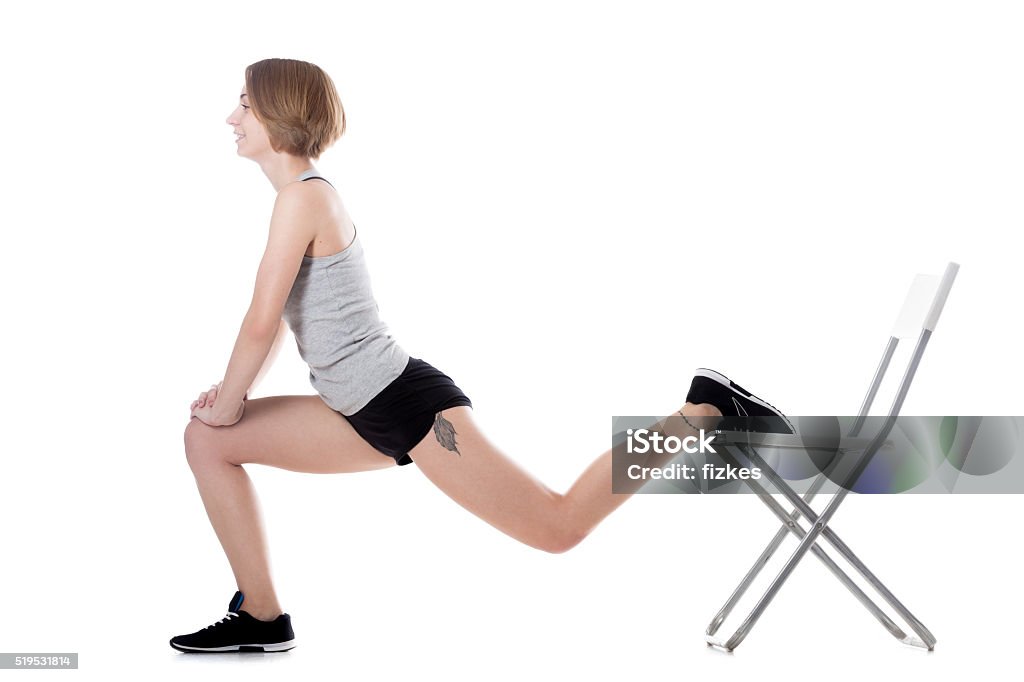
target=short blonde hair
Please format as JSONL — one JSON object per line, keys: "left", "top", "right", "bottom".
{"left": 244, "top": 58, "right": 346, "bottom": 160}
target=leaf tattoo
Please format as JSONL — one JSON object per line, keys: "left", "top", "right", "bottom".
{"left": 432, "top": 412, "right": 461, "bottom": 456}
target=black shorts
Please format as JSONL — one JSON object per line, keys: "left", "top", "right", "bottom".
{"left": 342, "top": 356, "right": 473, "bottom": 466}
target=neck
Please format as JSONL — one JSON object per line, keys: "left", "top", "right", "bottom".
{"left": 258, "top": 155, "right": 316, "bottom": 193}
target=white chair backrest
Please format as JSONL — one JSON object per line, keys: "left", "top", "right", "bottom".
{"left": 890, "top": 262, "right": 960, "bottom": 339}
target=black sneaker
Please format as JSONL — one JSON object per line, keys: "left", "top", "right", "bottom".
{"left": 685, "top": 368, "right": 794, "bottom": 434}
{"left": 169, "top": 591, "right": 296, "bottom": 653}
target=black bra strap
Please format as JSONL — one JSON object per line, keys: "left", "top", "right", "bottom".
{"left": 301, "top": 176, "right": 335, "bottom": 189}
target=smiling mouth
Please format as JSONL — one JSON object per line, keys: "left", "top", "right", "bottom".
{"left": 234, "top": 133, "right": 245, "bottom": 142}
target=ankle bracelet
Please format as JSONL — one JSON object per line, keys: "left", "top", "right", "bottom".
{"left": 676, "top": 409, "right": 703, "bottom": 432}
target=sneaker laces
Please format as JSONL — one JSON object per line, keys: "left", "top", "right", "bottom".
{"left": 203, "top": 611, "right": 240, "bottom": 630}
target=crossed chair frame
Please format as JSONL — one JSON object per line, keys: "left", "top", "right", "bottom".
{"left": 703, "top": 263, "right": 958, "bottom": 652}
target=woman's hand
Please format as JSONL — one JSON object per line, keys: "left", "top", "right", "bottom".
{"left": 191, "top": 382, "right": 220, "bottom": 413}
{"left": 190, "top": 381, "right": 248, "bottom": 427}
{"left": 191, "top": 382, "right": 249, "bottom": 410}
{"left": 191, "top": 398, "right": 245, "bottom": 426}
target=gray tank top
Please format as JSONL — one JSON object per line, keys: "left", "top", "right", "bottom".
{"left": 282, "top": 168, "right": 410, "bottom": 415}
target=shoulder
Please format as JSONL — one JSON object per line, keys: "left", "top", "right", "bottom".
{"left": 273, "top": 179, "right": 340, "bottom": 222}
{"left": 274, "top": 179, "right": 330, "bottom": 212}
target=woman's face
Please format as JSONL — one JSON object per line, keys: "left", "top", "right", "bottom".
{"left": 225, "top": 87, "right": 272, "bottom": 160}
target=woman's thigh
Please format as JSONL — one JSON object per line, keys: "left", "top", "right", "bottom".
{"left": 184, "top": 395, "right": 398, "bottom": 474}
{"left": 407, "top": 406, "right": 576, "bottom": 552}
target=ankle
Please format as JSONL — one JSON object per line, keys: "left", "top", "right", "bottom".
{"left": 675, "top": 403, "right": 721, "bottom": 432}
{"left": 235, "top": 590, "right": 283, "bottom": 621}
{"left": 680, "top": 402, "right": 723, "bottom": 418}
{"left": 242, "top": 608, "right": 284, "bottom": 622}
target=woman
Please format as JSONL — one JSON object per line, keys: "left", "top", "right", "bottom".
{"left": 170, "top": 58, "right": 793, "bottom": 654}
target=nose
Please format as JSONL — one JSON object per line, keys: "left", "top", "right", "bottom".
{"left": 226, "top": 107, "right": 240, "bottom": 126}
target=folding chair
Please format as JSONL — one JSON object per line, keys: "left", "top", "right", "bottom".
{"left": 704, "top": 261, "right": 959, "bottom": 652}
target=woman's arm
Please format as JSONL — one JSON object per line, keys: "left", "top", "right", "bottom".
{"left": 248, "top": 318, "right": 288, "bottom": 398}
{"left": 201, "top": 183, "right": 321, "bottom": 425}
{"left": 213, "top": 313, "right": 279, "bottom": 417}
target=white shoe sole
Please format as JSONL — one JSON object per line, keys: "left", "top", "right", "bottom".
{"left": 170, "top": 639, "right": 296, "bottom": 653}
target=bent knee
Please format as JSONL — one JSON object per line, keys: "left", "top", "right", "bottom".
{"left": 539, "top": 528, "right": 589, "bottom": 554}
{"left": 184, "top": 418, "right": 228, "bottom": 468}
{"left": 536, "top": 500, "right": 590, "bottom": 554}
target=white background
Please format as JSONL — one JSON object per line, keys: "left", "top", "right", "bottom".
{"left": 1, "top": 0, "right": 1021, "bottom": 679}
